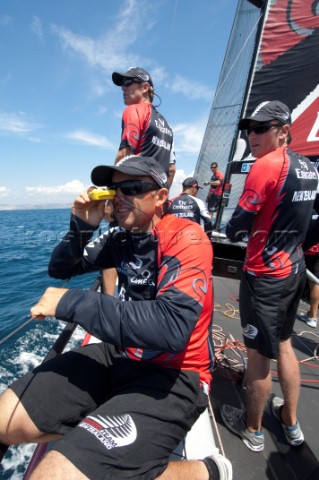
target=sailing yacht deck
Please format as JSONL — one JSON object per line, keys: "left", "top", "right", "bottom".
{"left": 211, "top": 276, "right": 319, "bottom": 480}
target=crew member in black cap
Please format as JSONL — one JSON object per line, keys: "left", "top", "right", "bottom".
{"left": 168, "top": 176, "right": 212, "bottom": 232}
{"left": 238, "top": 99, "right": 292, "bottom": 130}
{"left": 112, "top": 66, "right": 176, "bottom": 188}
{"left": 104, "top": 67, "right": 176, "bottom": 296}
{"left": 221, "top": 100, "right": 318, "bottom": 453}
{"left": 0, "top": 155, "right": 232, "bottom": 480}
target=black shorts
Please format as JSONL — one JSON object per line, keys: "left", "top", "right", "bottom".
{"left": 207, "top": 194, "right": 221, "bottom": 212}
{"left": 305, "top": 253, "right": 319, "bottom": 279}
{"left": 10, "top": 342, "right": 207, "bottom": 480}
{"left": 239, "top": 270, "right": 307, "bottom": 359}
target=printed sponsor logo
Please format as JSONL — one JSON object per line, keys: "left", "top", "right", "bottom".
{"left": 172, "top": 203, "right": 193, "bottom": 210}
{"left": 154, "top": 119, "right": 172, "bottom": 136}
{"left": 241, "top": 163, "right": 252, "bottom": 173}
{"left": 79, "top": 414, "right": 137, "bottom": 450}
{"left": 242, "top": 324, "right": 258, "bottom": 340}
{"left": 151, "top": 136, "right": 171, "bottom": 150}
{"left": 292, "top": 190, "right": 317, "bottom": 202}
{"left": 295, "top": 168, "right": 317, "bottom": 179}
{"left": 175, "top": 212, "right": 194, "bottom": 218}
{"left": 131, "top": 269, "right": 155, "bottom": 286}
{"left": 117, "top": 258, "right": 155, "bottom": 289}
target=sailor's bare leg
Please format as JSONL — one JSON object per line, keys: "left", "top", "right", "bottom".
{"left": 29, "top": 453, "right": 210, "bottom": 480}
{"left": 0, "top": 389, "right": 60, "bottom": 445}
{"left": 102, "top": 268, "right": 118, "bottom": 296}
{"left": 277, "top": 338, "right": 300, "bottom": 426}
{"left": 245, "top": 348, "right": 272, "bottom": 432}
{"left": 308, "top": 281, "right": 319, "bottom": 319}
{"left": 29, "top": 451, "right": 89, "bottom": 480}
{"left": 156, "top": 460, "right": 209, "bottom": 479}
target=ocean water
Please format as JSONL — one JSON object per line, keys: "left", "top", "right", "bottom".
{"left": 0, "top": 209, "right": 107, "bottom": 479}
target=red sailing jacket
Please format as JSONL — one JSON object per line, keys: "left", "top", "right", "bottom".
{"left": 120, "top": 102, "right": 175, "bottom": 177}
{"left": 226, "top": 146, "right": 318, "bottom": 277}
{"left": 208, "top": 169, "right": 224, "bottom": 196}
{"left": 49, "top": 214, "right": 213, "bottom": 385}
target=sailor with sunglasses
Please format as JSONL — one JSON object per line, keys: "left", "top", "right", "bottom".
{"left": 103, "top": 67, "right": 176, "bottom": 297}
{"left": 221, "top": 101, "right": 318, "bottom": 453}
{"left": 0, "top": 156, "right": 232, "bottom": 479}
{"left": 112, "top": 67, "right": 176, "bottom": 188}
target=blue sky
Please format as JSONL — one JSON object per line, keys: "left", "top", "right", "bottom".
{"left": 0, "top": 0, "right": 237, "bottom": 206}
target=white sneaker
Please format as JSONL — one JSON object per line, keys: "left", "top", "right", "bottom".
{"left": 203, "top": 448, "right": 233, "bottom": 480}
{"left": 298, "top": 312, "right": 317, "bottom": 328}
{"left": 306, "top": 317, "right": 317, "bottom": 328}
{"left": 271, "top": 396, "right": 304, "bottom": 446}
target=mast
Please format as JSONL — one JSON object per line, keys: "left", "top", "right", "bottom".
{"left": 214, "top": 0, "right": 268, "bottom": 229}
{"left": 194, "top": 0, "right": 268, "bottom": 228}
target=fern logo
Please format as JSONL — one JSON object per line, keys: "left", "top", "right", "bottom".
{"left": 80, "top": 414, "right": 137, "bottom": 449}
{"left": 242, "top": 324, "right": 258, "bottom": 340}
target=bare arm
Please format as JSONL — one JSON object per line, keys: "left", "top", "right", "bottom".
{"left": 31, "top": 287, "right": 68, "bottom": 320}
{"left": 205, "top": 178, "right": 221, "bottom": 187}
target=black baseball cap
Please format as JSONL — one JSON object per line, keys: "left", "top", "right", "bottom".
{"left": 91, "top": 156, "right": 168, "bottom": 188}
{"left": 112, "top": 67, "right": 153, "bottom": 87}
{"left": 182, "top": 177, "right": 203, "bottom": 189}
{"left": 238, "top": 100, "right": 291, "bottom": 130}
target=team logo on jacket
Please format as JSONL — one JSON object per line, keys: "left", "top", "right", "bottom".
{"left": 242, "top": 324, "right": 258, "bottom": 340}
{"left": 79, "top": 414, "right": 137, "bottom": 449}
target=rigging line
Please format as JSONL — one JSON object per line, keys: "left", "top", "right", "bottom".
{"left": 0, "top": 278, "right": 71, "bottom": 347}
{"left": 0, "top": 317, "right": 34, "bottom": 346}
{"left": 214, "top": 11, "right": 264, "bottom": 101}
{"left": 207, "top": 395, "right": 226, "bottom": 457}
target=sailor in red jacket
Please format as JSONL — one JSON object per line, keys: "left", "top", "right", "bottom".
{"left": 104, "top": 66, "right": 176, "bottom": 296}
{"left": 205, "top": 162, "right": 224, "bottom": 213}
{"left": 221, "top": 100, "right": 318, "bottom": 452}
{"left": 112, "top": 67, "right": 176, "bottom": 188}
{"left": 0, "top": 157, "right": 232, "bottom": 480}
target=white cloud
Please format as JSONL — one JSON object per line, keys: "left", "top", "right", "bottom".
{"left": 0, "top": 73, "right": 12, "bottom": 85}
{"left": 0, "top": 15, "right": 11, "bottom": 27}
{"left": 50, "top": 0, "right": 150, "bottom": 73}
{"left": 0, "top": 111, "right": 43, "bottom": 135}
{"left": 90, "top": 82, "right": 108, "bottom": 99}
{"left": 66, "top": 130, "right": 114, "bottom": 149}
{"left": 49, "top": 0, "right": 213, "bottom": 103}
{"left": 169, "top": 169, "right": 192, "bottom": 199}
{"left": 25, "top": 179, "right": 85, "bottom": 195}
{"left": 173, "top": 118, "right": 207, "bottom": 154}
{"left": 96, "top": 105, "right": 108, "bottom": 116}
{"left": 0, "top": 186, "right": 10, "bottom": 198}
{"left": 167, "top": 74, "right": 213, "bottom": 101}
{"left": 30, "top": 16, "right": 43, "bottom": 40}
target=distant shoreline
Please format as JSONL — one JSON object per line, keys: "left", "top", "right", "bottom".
{"left": 0, "top": 204, "right": 71, "bottom": 211}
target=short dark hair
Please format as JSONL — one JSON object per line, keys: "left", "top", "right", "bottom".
{"left": 211, "top": 163, "right": 218, "bottom": 168}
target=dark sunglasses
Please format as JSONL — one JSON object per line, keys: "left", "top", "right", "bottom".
{"left": 122, "top": 78, "right": 143, "bottom": 87}
{"left": 110, "top": 180, "right": 159, "bottom": 196}
{"left": 246, "top": 122, "right": 283, "bottom": 135}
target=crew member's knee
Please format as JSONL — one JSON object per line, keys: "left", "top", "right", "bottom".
{"left": 0, "top": 388, "right": 41, "bottom": 444}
